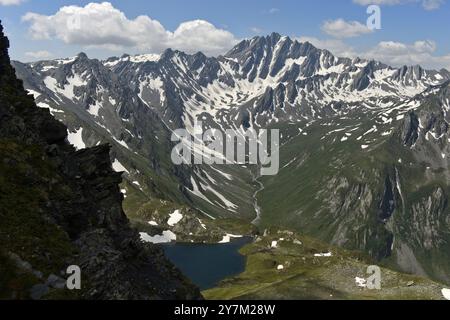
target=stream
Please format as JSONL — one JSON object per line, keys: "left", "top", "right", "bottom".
{"left": 251, "top": 169, "right": 265, "bottom": 225}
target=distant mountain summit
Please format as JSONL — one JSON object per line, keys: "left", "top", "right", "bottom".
{"left": 15, "top": 34, "right": 449, "bottom": 135}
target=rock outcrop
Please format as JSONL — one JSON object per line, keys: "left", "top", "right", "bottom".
{"left": 0, "top": 21, "right": 201, "bottom": 300}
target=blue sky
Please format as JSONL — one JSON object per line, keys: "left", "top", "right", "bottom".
{"left": 1, "top": 0, "right": 449, "bottom": 69}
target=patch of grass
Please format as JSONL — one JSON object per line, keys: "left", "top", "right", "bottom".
{"left": 0, "top": 140, "right": 76, "bottom": 299}
{"left": 203, "top": 228, "right": 445, "bottom": 300}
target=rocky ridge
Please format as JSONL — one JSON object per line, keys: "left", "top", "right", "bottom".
{"left": 0, "top": 21, "right": 201, "bottom": 300}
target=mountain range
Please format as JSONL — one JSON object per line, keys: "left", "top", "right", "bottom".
{"left": 11, "top": 32, "right": 450, "bottom": 285}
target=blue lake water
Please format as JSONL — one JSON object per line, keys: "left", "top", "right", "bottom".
{"left": 162, "top": 237, "right": 252, "bottom": 290}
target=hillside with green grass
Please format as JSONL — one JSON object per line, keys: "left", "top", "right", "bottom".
{"left": 204, "top": 228, "right": 447, "bottom": 300}
{"left": 256, "top": 88, "right": 450, "bottom": 285}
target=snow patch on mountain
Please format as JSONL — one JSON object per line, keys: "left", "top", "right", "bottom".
{"left": 112, "top": 136, "right": 130, "bottom": 150}
{"left": 218, "top": 234, "right": 242, "bottom": 243}
{"left": 168, "top": 210, "right": 183, "bottom": 226}
{"left": 112, "top": 159, "right": 129, "bottom": 174}
{"left": 442, "top": 288, "right": 450, "bottom": 300}
{"left": 314, "top": 252, "right": 332, "bottom": 257}
{"left": 67, "top": 128, "right": 85, "bottom": 150}
{"left": 37, "top": 102, "right": 63, "bottom": 116}
{"left": 140, "top": 231, "right": 176, "bottom": 244}
{"left": 27, "top": 89, "right": 41, "bottom": 99}
{"left": 87, "top": 101, "right": 102, "bottom": 117}
{"left": 44, "top": 72, "right": 88, "bottom": 101}
{"left": 130, "top": 54, "right": 160, "bottom": 63}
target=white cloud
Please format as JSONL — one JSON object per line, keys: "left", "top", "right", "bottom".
{"left": 168, "top": 20, "right": 238, "bottom": 56}
{"left": 22, "top": 2, "right": 238, "bottom": 56}
{"left": 268, "top": 8, "right": 280, "bottom": 14}
{"left": 25, "top": 50, "right": 53, "bottom": 60}
{"left": 353, "top": 0, "right": 445, "bottom": 10}
{"left": 362, "top": 40, "right": 450, "bottom": 69}
{"left": 322, "top": 19, "right": 373, "bottom": 38}
{"left": 250, "top": 27, "right": 263, "bottom": 34}
{"left": 0, "top": 0, "right": 25, "bottom": 5}
{"left": 295, "top": 36, "right": 358, "bottom": 58}
{"left": 412, "top": 40, "right": 437, "bottom": 52}
{"left": 353, "top": 0, "right": 404, "bottom": 4}
{"left": 296, "top": 36, "right": 450, "bottom": 70}
{"left": 422, "top": 0, "right": 445, "bottom": 10}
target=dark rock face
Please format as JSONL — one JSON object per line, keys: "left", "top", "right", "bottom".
{"left": 402, "top": 112, "right": 420, "bottom": 147}
{"left": 379, "top": 175, "right": 396, "bottom": 221}
{"left": 0, "top": 21, "right": 201, "bottom": 300}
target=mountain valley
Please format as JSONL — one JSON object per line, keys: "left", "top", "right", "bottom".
{"left": 6, "top": 30, "right": 450, "bottom": 298}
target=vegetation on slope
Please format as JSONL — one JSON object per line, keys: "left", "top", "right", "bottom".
{"left": 204, "top": 228, "right": 447, "bottom": 300}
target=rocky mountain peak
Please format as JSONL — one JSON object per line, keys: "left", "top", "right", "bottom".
{"left": 76, "top": 52, "right": 89, "bottom": 60}
{"left": 161, "top": 47, "right": 176, "bottom": 60}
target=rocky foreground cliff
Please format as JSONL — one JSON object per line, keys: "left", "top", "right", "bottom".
{"left": 0, "top": 22, "right": 201, "bottom": 300}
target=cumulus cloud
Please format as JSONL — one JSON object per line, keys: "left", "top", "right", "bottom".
{"left": 296, "top": 35, "right": 449, "bottom": 70}
{"left": 168, "top": 20, "right": 237, "bottom": 56}
{"left": 295, "top": 36, "right": 358, "bottom": 58}
{"left": 322, "top": 19, "right": 373, "bottom": 38}
{"left": 0, "top": 0, "right": 25, "bottom": 5}
{"left": 250, "top": 27, "right": 263, "bottom": 34}
{"left": 422, "top": 0, "right": 445, "bottom": 10}
{"left": 353, "top": 0, "right": 404, "bottom": 4}
{"left": 353, "top": 0, "right": 445, "bottom": 10}
{"left": 25, "top": 50, "right": 53, "bottom": 60}
{"left": 362, "top": 40, "right": 450, "bottom": 69}
{"left": 22, "top": 2, "right": 238, "bottom": 56}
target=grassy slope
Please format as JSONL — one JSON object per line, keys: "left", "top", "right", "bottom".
{"left": 256, "top": 108, "right": 450, "bottom": 284}
{"left": 258, "top": 116, "right": 391, "bottom": 242}
{"left": 203, "top": 228, "right": 446, "bottom": 300}
{"left": 0, "top": 140, "right": 79, "bottom": 299}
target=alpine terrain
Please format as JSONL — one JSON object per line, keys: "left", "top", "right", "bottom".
{"left": 5, "top": 26, "right": 450, "bottom": 299}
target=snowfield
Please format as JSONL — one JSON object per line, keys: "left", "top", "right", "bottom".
{"left": 167, "top": 210, "right": 183, "bottom": 226}
{"left": 218, "top": 234, "right": 242, "bottom": 244}
{"left": 67, "top": 128, "right": 85, "bottom": 150}
{"left": 112, "top": 159, "right": 129, "bottom": 174}
{"left": 140, "top": 231, "right": 177, "bottom": 244}
{"left": 442, "top": 288, "right": 450, "bottom": 300}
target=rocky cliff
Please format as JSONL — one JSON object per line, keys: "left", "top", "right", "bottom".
{"left": 0, "top": 21, "right": 201, "bottom": 300}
